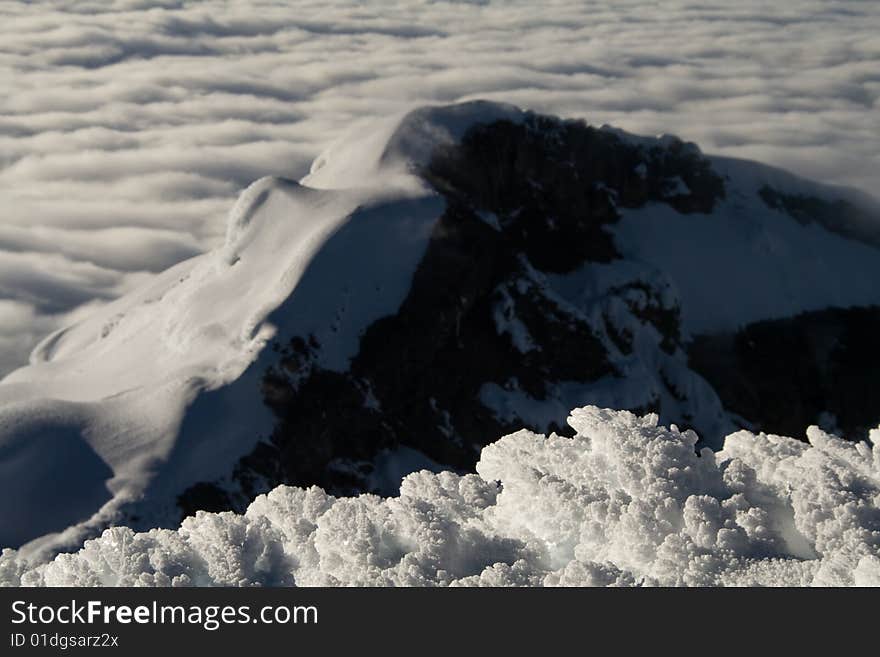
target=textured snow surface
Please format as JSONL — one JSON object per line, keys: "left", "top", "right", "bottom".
{"left": 3, "top": 406, "right": 877, "bottom": 587}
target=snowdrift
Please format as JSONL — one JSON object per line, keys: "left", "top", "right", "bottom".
{"left": 3, "top": 406, "right": 878, "bottom": 587}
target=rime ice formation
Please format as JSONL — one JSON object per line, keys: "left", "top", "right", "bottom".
{"left": 2, "top": 407, "right": 877, "bottom": 587}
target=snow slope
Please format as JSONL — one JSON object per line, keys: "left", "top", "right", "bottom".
{"left": 2, "top": 100, "right": 880, "bottom": 563}
{"left": 0, "top": 178, "right": 360, "bottom": 552}
{"left": 0, "top": 149, "right": 441, "bottom": 556}
{"left": 2, "top": 406, "right": 877, "bottom": 587}
{"left": 613, "top": 158, "right": 880, "bottom": 336}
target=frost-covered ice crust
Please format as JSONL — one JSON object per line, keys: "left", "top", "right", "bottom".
{"left": 3, "top": 407, "right": 878, "bottom": 587}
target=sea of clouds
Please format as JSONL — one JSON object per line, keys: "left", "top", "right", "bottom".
{"left": 1, "top": 0, "right": 879, "bottom": 376}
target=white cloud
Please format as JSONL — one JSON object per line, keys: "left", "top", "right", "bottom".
{"left": 1, "top": 0, "right": 879, "bottom": 375}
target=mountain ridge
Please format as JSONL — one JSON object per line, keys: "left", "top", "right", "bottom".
{"left": 2, "top": 100, "right": 880, "bottom": 560}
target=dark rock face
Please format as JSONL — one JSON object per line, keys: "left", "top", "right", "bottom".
{"left": 178, "top": 113, "right": 725, "bottom": 512}
{"left": 424, "top": 116, "right": 724, "bottom": 271}
{"left": 177, "top": 482, "right": 232, "bottom": 518}
{"left": 688, "top": 306, "right": 880, "bottom": 439}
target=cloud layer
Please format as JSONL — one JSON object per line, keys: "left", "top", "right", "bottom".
{"left": 1, "top": 0, "right": 879, "bottom": 375}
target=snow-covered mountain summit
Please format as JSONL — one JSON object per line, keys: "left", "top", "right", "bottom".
{"left": 2, "top": 100, "right": 880, "bottom": 560}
